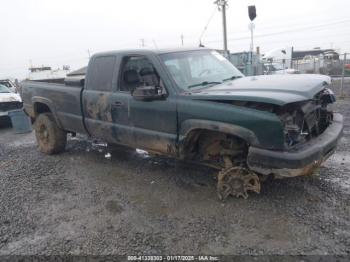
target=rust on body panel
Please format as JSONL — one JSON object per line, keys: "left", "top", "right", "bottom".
{"left": 249, "top": 159, "right": 322, "bottom": 179}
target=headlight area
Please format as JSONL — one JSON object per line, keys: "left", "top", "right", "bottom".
{"left": 278, "top": 88, "right": 336, "bottom": 148}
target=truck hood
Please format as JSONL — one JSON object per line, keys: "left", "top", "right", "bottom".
{"left": 0, "top": 92, "right": 22, "bottom": 103}
{"left": 187, "top": 74, "right": 331, "bottom": 106}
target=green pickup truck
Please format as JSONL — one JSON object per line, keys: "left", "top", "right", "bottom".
{"left": 21, "top": 48, "right": 343, "bottom": 200}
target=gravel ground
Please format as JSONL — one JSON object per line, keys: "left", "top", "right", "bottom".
{"left": 0, "top": 99, "right": 349, "bottom": 256}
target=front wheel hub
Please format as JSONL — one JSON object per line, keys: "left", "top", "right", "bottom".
{"left": 217, "top": 166, "right": 261, "bottom": 200}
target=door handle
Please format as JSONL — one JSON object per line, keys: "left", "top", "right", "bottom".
{"left": 112, "top": 101, "right": 123, "bottom": 107}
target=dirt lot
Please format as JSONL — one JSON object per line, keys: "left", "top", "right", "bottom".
{"left": 0, "top": 99, "right": 349, "bottom": 256}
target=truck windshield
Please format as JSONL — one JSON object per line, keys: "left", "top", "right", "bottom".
{"left": 161, "top": 50, "right": 244, "bottom": 90}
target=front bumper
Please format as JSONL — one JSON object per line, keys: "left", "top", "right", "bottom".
{"left": 247, "top": 113, "right": 343, "bottom": 178}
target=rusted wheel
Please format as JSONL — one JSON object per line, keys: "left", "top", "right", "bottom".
{"left": 35, "top": 113, "right": 67, "bottom": 154}
{"left": 217, "top": 167, "right": 261, "bottom": 200}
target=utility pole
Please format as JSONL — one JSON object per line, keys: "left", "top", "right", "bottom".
{"left": 215, "top": 0, "right": 228, "bottom": 52}
{"left": 181, "top": 34, "right": 184, "bottom": 46}
{"left": 87, "top": 49, "right": 91, "bottom": 59}
{"left": 248, "top": 23, "right": 255, "bottom": 64}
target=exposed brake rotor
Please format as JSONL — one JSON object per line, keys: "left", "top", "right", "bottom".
{"left": 217, "top": 166, "right": 261, "bottom": 200}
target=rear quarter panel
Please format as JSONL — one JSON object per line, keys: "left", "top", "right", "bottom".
{"left": 21, "top": 81, "right": 85, "bottom": 133}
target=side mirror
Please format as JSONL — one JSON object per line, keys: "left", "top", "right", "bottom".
{"left": 131, "top": 86, "right": 164, "bottom": 101}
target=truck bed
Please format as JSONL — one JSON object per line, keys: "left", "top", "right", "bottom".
{"left": 21, "top": 80, "right": 86, "bottom": 134}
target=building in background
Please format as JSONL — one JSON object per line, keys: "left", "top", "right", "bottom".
{"left": 27, "top": 65, "right": 71, "bottom": 82}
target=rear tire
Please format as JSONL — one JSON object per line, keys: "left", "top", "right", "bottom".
{"left": 35, "top": 113, "right": 67, "bottom": 154}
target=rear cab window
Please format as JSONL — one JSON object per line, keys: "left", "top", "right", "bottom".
{"left": 87, "top": 56, "right": 117, "bottom": 91}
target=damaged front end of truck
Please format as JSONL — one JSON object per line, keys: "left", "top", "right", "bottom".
{"left": 179, "top": 76, "right": 343, "bottom": 201}
{"left": 247, "top": 87, "right": 343, "bottom": 179}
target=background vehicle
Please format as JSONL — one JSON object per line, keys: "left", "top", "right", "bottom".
{"left": 0, "top": 84, "right": 22, "bottom": 119}
{"left": 21, "top": 48, "right": 343, "bottom": 200}
{"left": 0, "top": 79, "right": 18, "bottom": 93}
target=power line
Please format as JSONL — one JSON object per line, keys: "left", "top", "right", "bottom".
{"left": 168, "top": 18, "right": 350, "bottom": 44}
{"left": 203, "top": 19, "right": 350, "bottom": 44}
{"left": 202, "top": 17, "right": 350, "bottom": 38}
{"left": 254, "top": 30, "right": 350, "bottom": 45}
{"left": 246, "top": 19, "right": 350, "bottom": 39}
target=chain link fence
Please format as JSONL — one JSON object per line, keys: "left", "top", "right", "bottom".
{"left": 228, "top": 52, "right": 350, "bottom": 98}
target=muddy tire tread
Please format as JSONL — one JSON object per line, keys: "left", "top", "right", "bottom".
{"left": 35, "top": 113, "right": 67, "bottom": 154}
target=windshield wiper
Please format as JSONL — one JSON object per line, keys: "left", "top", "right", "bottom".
{"left": 222, "top": 75, "right": 243, "bottom": 82}
{"left": 188, "top": 81, "right": 222, "bottom": 89}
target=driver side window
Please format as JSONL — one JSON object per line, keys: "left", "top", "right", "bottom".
{"left": 119, "top": 56, "right": 165, "bottom": 93}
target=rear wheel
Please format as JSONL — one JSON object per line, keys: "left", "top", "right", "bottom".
{"left": 35, "top": 113, "right": 67, "bottom": 154}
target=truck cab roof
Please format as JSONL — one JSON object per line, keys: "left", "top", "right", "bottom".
{"left": 92, "top": 47, "right": 211, "bottom": 58}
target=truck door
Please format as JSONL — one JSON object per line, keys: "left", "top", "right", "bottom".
{"left": 118, "top": 55, "right": 178, "bottom": 155}
{"left": 82, "top": 55, "right": 133, "bottom": 146}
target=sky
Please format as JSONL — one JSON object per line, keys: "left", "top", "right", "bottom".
{"left": 1, "top": 0, "right": 350, "bottom": 79}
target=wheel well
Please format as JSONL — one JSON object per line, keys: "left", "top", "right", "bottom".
{"left": 181, "top": 129, "right": 249, "bottom": 168}
{"left": 34, "top": 102, "right": 51, "bottom": 116}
